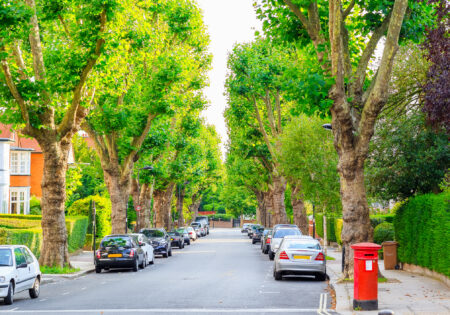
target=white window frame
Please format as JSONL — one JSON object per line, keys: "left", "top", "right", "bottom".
{"left": 10, "top": 151, "right": 31, "bottom": 175}
{"left": 10, "top": 187, "right": 30, "bottom": 215}
{"left": 0, "top": 186, "right": 8, "bottom": 214}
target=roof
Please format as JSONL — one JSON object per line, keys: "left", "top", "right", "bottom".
{"left": 0, "top": 124, "right": 42, "bottom": 152}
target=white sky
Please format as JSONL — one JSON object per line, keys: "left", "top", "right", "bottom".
{"left": 197, "top": 0, "right": 262, "bottom": 157}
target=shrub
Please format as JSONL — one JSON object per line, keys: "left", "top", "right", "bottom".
{"left": 394, "top": 192, "right": 449, "bottom": 277}
{"left": 315, "top": 213, "right": 324, "bottom": 238}
{"left": 66, "top": 216, "right": 89, "bottom": 253}
{"left": 314, "top": 213, "right": 337, "bottom": 242}
{"left": 335, "top": 218, "right": 343, "bottom": 245}
{"left": 67, "top": 195, "right": 111, "bottom": 238}
{"left": 370, "top": 214, "right": 395, "bottom": 228}
{"left": 373, "top": 222, "right": 395, "bottom": 244}
{"left": 30, "top": 197, "right": 41, "bottom": 215}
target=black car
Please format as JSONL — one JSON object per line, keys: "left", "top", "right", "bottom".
{"left": 95, "top": 234, "right": 145, "bottom": 273}
{"left": 168, "top": 230, "right": 184, "bottom": 249}
{"left": 252, "top": 226, "right": 265, "bottom": 244}
{"left": 176, "top": 227, "right": 191, "bottom": 245}
{"left": 248, "top": 224, "right": 262, "bottom": 239}
{"left": 261, "top": 229, "right": 273, "bottom": 254}
{"left": 140, "top": 228, "right": 172, "bottom": 258}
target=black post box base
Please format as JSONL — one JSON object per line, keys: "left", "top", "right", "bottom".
{"left": 353, "top": 299, "right": 378, "bottom": 310}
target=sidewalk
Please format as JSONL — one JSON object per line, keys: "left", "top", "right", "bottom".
{"left": 42, "top": 251, "right": 95, "bottom": 284}
{"left": 326, "top": 248, "right": 450, "bottom": 315}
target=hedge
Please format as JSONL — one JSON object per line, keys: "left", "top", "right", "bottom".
{"left": 370, "top": 214, "right": 395, "bottom": 228}
{"left": 314, "top": 213, "right": 337, "bottom": 242}
{"left": 394, "top": 192, "right": 449, "bottom": 277}
{"left": 373, "top": 222, "right": 395, "bottom": 245}
{"left": 335, "top": 218, "right": 343, "bottom": 245}
{"left": 0, "top": 214, "right": 88, "bottom": 257}
{"left": 67, "top": 195, "right": 111, "bottom": 238}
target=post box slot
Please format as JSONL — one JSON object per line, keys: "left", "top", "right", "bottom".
{"left": 364, "top": 254, "right": 374, "bottom": 257}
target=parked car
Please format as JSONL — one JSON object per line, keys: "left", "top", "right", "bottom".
{"left": 261, "top": 229, "right": 273, "bottom": 254}
{"left": 0, "top": 245, "right": 41, "bottom": 305}
{"left": 186, "top": 226, "right": 197, "bottom": 241}
{"left": 140, "top": 228, "right": 172, "bottom": 258}
{"left": 95, "top": 234, "right": 146, "bottom": 273}
{"left": 168, "top": 230, "right": 184, "bottom": 249}
{"left": 248, "top": 224, "right": 262, "bottom": 239}
{"left": 273, "top": 236, "right": 326, "bottom": 281}
{"left": 191, "top": 222, "right": 205, "bottom": 237}
{"left": 252, "top": 226, "right": 265, "bottom": 244}
{"left": 241, "top": 223, "right": 251, "bottom": 233}
{"left": 194, "top": 216, "right": 209, "bottom": 234}
{"left": 128, "top": 233, "right": 155, "bottom": 266}
{"left": 177, "top": 228, "right": 191, "bottom": 245}
{"left": 268, "top": 226, "right": 302, "bottom": 260}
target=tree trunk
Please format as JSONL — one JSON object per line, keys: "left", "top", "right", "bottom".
{"left": 264, "top": 191, "right": 273, "bottom": 227}
{"left": 254, "top": 190, "right": 267, "bottom": 226}
{"left": 131, "top": 179, "right": 152, "bottom": 231}
{"left": 104, "top": 169, "right": 130, "bottom": 234}
{"left": 39, "top": 141, "right": 70, "bottom": 267}
{"left": 269, "top": 175, "right": 288, "bottom": 225}
{"left": 337, "top": 151, "right": 373, "bottom": 278}
{"left": 154, "top": 183, "right": 175, "bottom": 230}
{"left": 176, "top": 185, "right": 185, "bottom": 228}
{"left": 188, "top": 194, "right": 202, "bottom": 223}
{"left": 291, "top": 185, "right": 308, "bottom": 235}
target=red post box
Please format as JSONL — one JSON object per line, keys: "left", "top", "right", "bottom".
{"left": 351, "top": 242, "right": 382, "bottom": 311}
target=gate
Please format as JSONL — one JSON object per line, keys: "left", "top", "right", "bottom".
{"left": 232, "top": 218, "right": 241, "bottom": 228}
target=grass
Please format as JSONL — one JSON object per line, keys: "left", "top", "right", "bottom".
{"left": 40, "top": 265, "right": 80, "bottom": 274}
{"left": 343, "top": 277, "right": 388, "bottom": 283}
{"left": 326, "top": 256, "right": 335, "bottom": 260}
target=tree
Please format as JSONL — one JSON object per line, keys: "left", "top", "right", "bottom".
{"left": 0, "top": 0, "right": 127, "bottom": 266}
{"left": 255, "top": 0, "right": 433, "bottom": 276}
{"left": 83, "top": 0, "right": 210, "bottom": 233}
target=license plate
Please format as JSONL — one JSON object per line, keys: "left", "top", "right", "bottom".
{"left": 108, "top": 254, "right": 122, "bottom": 258}
{"left": 293, "top": 255, "right": 310, "bottom": 260}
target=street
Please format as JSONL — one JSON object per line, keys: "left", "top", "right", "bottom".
{"left": 0, "top": 229, "right": 333, "bottom": 315}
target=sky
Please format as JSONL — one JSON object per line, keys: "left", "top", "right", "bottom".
{"left": 196, "top": 0, "right": 262, "bottom": 157}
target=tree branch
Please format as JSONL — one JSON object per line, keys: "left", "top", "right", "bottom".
{"left": 252, "top": 96, "right": 278, "bottom": 164}
{"left": 12, "top": 42, "right": 28, "bottom": 80}
{"left": 263, "top": 90, "right": 277, "bottom": 136}
{"left": 343, "top": 0, "right": 355, "bottom": 19}
{"left": 57, "top": 10, "right": 107, "bottom": 138}
{"left": 275, "top": 90, "right": 282, "bottom": 133}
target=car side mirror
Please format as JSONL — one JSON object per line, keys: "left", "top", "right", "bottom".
{"left": 138, "top": 242, "right": 144, "bottom": 247}
{"left": 17, "top": 262, "right": 27, "bottom": 269}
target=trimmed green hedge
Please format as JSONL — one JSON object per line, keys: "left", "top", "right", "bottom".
{"left": 67, "top": 195, "right": 111, "bottom": 238}
{"left": 314, "top": 213, "right": 337, "bottom": 242}
{"left": 370, "top": 214, "right": 395, "bottom": 228}
{"left": 335, "top": 218, "right": 343, "bottom": 245}
{"left": 394, "top": 192, "right": 450, "bottom": 277}
{"left": 0, "top": 214, "right": 88, "bottom": 257}
{"left": 373, "top": 222, "right": 395, "bottom": 244}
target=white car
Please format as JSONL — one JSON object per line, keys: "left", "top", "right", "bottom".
{"left": 130, "top": 233, "right": 155, "bottom": 266}
{"left": 186, "top": 227, "right": 197, "bottom": 241}
{"left": 0, "top": 245, "right": 41, "bottom": 305}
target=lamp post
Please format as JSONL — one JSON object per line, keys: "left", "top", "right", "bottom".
{"left": 135, "top": 165, "right": 153, "bottom": 232}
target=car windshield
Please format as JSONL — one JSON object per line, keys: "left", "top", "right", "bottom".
{"left": 286, "top": 242, "right": 321, "bottom": 250}
{"left": 191, "top": 223, "right": 200, "bottom": 227}
{"left": 101, "top": 237, "right": 132, "bottom": 248}
{"left": 0, "top": 249, "right": 13, "bottom": 266}
{"left": 273, "top": 229, "right": 301, "bottom": 238}
{"left": 176, "top": 229, "right": 185, "bottom": 233}
{"left": 168, "top": 232, "right": 177, "bottom": 236}
{"left": 142, "top": 230, "right": 165, "bottom": 238}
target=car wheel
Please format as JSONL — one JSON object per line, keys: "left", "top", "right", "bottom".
{"left": 139, "top": 257, "right": 145, "bottom": 269}
{"left": 4, "top": 282, "right": 13, "bottom": 305}
{"left": 29, "top": 277, "right": 40, "bottom": 299}
{"left": 187, "top": 240, "right": 190, "bottom": 245}
{"left": 163, "top": 252, "right": 168, "bottom": 258}
{"left": 252, "top": 239, "right": 256, "bottom": 244}
{"left": 269, "top": 251, "right": 275, "bottom": 261}
{"left": 168, "top": 248, "right": 172, "bottom": 257}
{"left": 181, "top": 242, "right": 184, "bottom": 249}
{"left": 133, "top": 258, "right": 139, "bottom": 272}
{"left": 315, "top": 273, "right": 327, "bottom": 281}
{"left": 95, "top": 266, "right": 102, "bottom": 273}
{"left": 144, "top": 255, "right": 148, "bottom": 268}
{"left": 274, "top": 270, "right": 283, "bottom": 281}
{"left": 149, "top": 255, "right": 155, "bottom": 265}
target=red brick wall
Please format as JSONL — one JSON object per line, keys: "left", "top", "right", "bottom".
{"left": 210, "top": 220, "right": 233, "bottom": 228}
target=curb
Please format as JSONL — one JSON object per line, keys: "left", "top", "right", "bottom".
{"left": 41, "top": 268, "right": 95, "bottom": 284}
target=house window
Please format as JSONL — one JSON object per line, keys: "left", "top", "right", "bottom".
{"left": 10, "top": 151, "right": 30, "bottom": 175}
{"left": 10, "top": 187, "right": 29, "bottom": 215}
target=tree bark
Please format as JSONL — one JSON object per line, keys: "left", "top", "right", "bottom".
{"left": 269, "top": 175, "right": 288, "bottom": 225}
{"left": 188, "top": 195, "right": 202, "bottom": 224}
{"left": 264, "top": 191, "right": 273, "bottom": 227}
{"left": 104, "top": 168, "right": 130, "bottom": 234}
{"left": 254, "top": 190, "right": 267, "bottom": 226}
{"left": 131, "top": 179, "right": 152, "bottom": 231}
{"left": 176, "top": 185, "right": 186, "bottom": 228}
{"left": 154, "top": 183, "right": 175, "bottom": 230}
{"left": 291, "top": 185, "right": 308, "bottom": 235}
{"left": 39, "top": 141, "right": 70, "bottom": 267}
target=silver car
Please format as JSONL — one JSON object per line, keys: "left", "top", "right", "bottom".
{"left": 268, "top": 226, "right": 302, "bottom": 260}
{"left": 273, "top": 236, "right": 326, "bottom": 281}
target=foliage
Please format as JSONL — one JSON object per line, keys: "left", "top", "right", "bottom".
{"left": 40, "top": 265, "right": 80, "bottom": 274}
{"left": 366, "top": 113, "right": 449, "bottom": 200}
{"left": 370, "top": 214, "right": 396, "bottom": 228}
{"left": 0, "top": 215, "right": 88, "bottom": 256}
{"left": 373, "top": 222, "right": 395, "bottom": 245}
{"left": 394, "top": 192, "right": 450, "bottom": 276}
{"left": 314, "top": 213, "right": 337, "bottom": 242}
{"left": 421, "top": 0, "right": 449, "bottom": 133}
{"left": 335, "top": 218, "right": 343, "bottom": 245}
{"left": 66, "top": 165, "right": 83, "bottom": 207}
{"left": 67, "top": 196, "right": 111, "bottom": 238}
{"left": 30, "top": 196, "right": 41, "bottom": 215}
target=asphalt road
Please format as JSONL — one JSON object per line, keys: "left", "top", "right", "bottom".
{"left": 0, "top": 228, "right": 335, "bottom": 315}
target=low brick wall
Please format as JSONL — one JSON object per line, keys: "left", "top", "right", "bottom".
{"left": 211, "top": 220, "right": 233, "bottom": 228}
{"left": 403, "top": 263, "right": 450, "bottom": 288}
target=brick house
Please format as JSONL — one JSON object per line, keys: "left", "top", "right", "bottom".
{"left": 0, "top": 125, "right": 74, "bottom": 214}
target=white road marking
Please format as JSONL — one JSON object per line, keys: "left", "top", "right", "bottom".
{"left": 39, "top": 299, "right": 47, "bottom": 302}
{"left": 317, "top": 293, "right": 331, "bottom": 315}
{"left": 9, "top": 308, "right": 18, "bottom": 311}
{"left": 0, "top": 308, "right": 323, "bottom": 313}
{"left": 62, "top": 292, "right": 70, "bottom": 295}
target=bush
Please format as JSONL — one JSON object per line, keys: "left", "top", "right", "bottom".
{"left": 66, "top": 216, "right": 89, "bottom": 253}
{"left": 373, "top": 222, "right": 395, "bottom": 244}
{"left": 30, "top": 197, "right": 41, "bottom": 215}
{"left": 314, "top": 213, "right": 337, "bottom": 242}
{"left": 315, "top": 213, "right": 324, "bottom": 238}
{"left": 370, "top": 214, "right": 395, "bottom": 228}
{"left": 67, "top": 195, "right": 111, "bottom": 238}
{"left": 335, "top": 218, "right": 343, "bottom": 245}
{"left": 395, "top": 192, "right": 449, "bottom": 277}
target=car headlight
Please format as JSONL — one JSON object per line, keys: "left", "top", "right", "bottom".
{"left": 0, "top": 276, "right": 5, "bottom": 283}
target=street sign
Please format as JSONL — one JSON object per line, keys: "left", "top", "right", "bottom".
{"left": 135, "top": 205, "right": 141, "bottom": 212}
